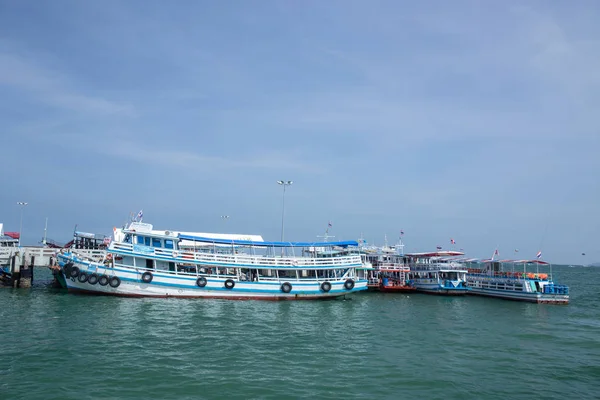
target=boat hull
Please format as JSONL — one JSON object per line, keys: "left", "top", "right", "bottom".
{"left": 412, "top": 281, "right": 469, "bottom": 296}
{"left": 467, "top": 287, "right": 569, "bottom": 304}
{"left": 59, "top": 257, "right": 368, "bottom": 300}
{"left": 379, "top": 285, "right": 416, "bottom": 293}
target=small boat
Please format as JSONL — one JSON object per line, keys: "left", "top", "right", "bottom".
{"left": 57, "top": 221, "right": 368, "bottom": 299}
{"left": 363, "top": 251, "right": 416, "bottom": 293}
{"left": 466, "top": 259, "right": 569, "bottom": 304}
{"left": 406, "top": 251, "right": 469, "bottom": 295}
{"left": 0, "top": 223, "right": 19, "bottom": 268}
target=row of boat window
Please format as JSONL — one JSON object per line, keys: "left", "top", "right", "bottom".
{"left": 123, "top": 234, "right": 175, "bottom": 249}
{"left": 119, "top": 256, "right": 350, "bottom": 278}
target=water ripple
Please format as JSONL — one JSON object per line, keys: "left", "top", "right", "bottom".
{"left": 1, "top": 266, "right": 598, "bottom": 399}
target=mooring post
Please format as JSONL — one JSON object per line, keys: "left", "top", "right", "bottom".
{"left": 11, "top": 252, "right": 21, "bottom": 288}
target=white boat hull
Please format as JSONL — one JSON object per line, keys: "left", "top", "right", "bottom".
{"left": 59, "top": 255, "right": 368, "bottom": 300}
{"left": 467, "top": 287, "right": 569, "bottom": 304}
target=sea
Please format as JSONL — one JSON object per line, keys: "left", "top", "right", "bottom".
{"left": 1, "top": 265, "right": 598, "bottom": 400}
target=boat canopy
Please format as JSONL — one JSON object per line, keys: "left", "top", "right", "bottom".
{"left": 177, "top": 234, "right": 358, "bottom": 248}
{"left": 405, "top": 251, "right": 464, "bottom": 257}
{"left": 474, "top": 259, "right": 550, "bottom": 265}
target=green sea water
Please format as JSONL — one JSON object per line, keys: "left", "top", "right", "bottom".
{"left": 1, "top": 266, "right": 598, "bottom": 399}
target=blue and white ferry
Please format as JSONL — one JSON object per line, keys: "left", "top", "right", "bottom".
{"left": 57, "top": 221, "right": 368, "bottom": 300}
{"left": 406, "top": 251, "right": 469, "bottom": 295}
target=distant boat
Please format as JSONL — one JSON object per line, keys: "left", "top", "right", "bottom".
{"left": 466, "top": 259, "right": 569, "bottom": 304}
{"left": 406, "top": 250, "right": 469, "bottom": 295}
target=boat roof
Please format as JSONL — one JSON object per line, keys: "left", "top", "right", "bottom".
{"left": 177, "top": 234, "right": 358, "bottom": 248}
{"left": 405, "top": 251, "right": 464, "bottom": 257}
{"left": 474, "top": 259, "right": 550, "bottom": 265}
{"left": 0, "top": 234, "right": 18, "bottom": 243}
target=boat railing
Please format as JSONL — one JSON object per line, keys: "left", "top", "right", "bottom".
{"left": 467, "top": 271, "right": 551, "bottom": 280}
{"left": 110, "top": 242, "right": 362, "bottom": 267}
{"left": 410, "top": 264, "right": 466, "bottom": 272}
{"left": 377, "top": 263, "right": 409, "bottom": 271}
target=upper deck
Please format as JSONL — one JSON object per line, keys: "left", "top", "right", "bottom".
{"left": 109, "top": 222, "right": 363, "bottom": 269}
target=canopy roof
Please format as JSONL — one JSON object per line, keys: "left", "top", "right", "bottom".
{"left": 405, "top": 251, "right": 464, "bottom": 257}
{"left": 474, "top": 259, "right": 550, "bottom": 265}
{"left": 177, "top": 234, "right": 358, "bottom": 248}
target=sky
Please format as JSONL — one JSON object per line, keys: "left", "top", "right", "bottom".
{"left": 1, "top": 0, "right": 599, "bottom": 264}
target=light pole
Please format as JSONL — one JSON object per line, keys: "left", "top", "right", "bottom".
{"left": 277, "top": 180, "right": 293, "bottom": 242}
{"left": 17, "top": 201, "right": 28, "bottom": 246}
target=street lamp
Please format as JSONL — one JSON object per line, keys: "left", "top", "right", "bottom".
{"left": 17, "top": 201, "right": 28, "bottom": 246}
{"left": 277, "top": 180, "right": 293, "bottom": 242}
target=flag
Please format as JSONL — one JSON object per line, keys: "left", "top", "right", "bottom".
{"left": 536, "top": 251, "right": 542, "bottom": 259}
{"left": 582, "top": 253, "right": 586, "bottom": 256}
{"left": 494, "top": 249, "right": 499, "bottom": 255}
{"left": 436, "top": 245, "right": 442, "bottom": 250}
{"left": 514, "top": 249, "right": 519, "bottom": 253}
{"left": 400, "top": 230, "right": 404, "bottom": 236}
{"left": 136, "top": 209, "right": 143, "bottom": 222}
{"left": 450, "top": 238, "right": 456, "bottom": 245}
{"left": 328, "top": 221, "right": 332, "bottom": 228}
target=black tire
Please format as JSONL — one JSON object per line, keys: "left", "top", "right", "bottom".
{"left": 70, "top": 266, "right": 80, "bottom": 279}
{"left": 88, "top": 273, "right": 99, "bottom": 285}
{"left": 344, "top": 279, "right": 355, "bottom": 290}
{"left": 281, "top": 282, "right": 292, "bottom": 293}
{"left": 196, "top": 277, "right": 207, "bottom": 287}
{"left": 78, "top": 272, "right": 88, "bottom": 283}
{"left": 141, "top": 271, "right": 153, "bottom": 283}
{"left": 321, "top": 281, "right": 332, "bottom": 292}
{"left": 224, "top": 279, "right": 235, "bottom": 289}
{"left": 63, "top": 262, "right": 73, "bottom": 277}
{"left": 109, "top": 276, "right": 121, "bottom": 288}
{"left": 98, "top": 275, "right": 109, "bottom": 286}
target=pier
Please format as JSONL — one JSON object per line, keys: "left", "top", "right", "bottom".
{"left": 1, "top": 247, "right": 58, "bottom": 288}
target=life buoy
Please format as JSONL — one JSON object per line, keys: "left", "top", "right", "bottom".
{"left": 172, "top": 251, "right": 179, "bottom": 258}
{"left": 224, "top": 279, "right": 235, "bottom": 289}
{"left": 320, "top": 281, "right": 332, "bottom": 292}
{"left": 109, "top": 276, "right": 121, "bottom": 288}
{"left": 281, "top": 282, "right": 292, "bottom": 293}
{"left": 141, "top": 271, "right": 153, "bottom": 283}
{"left": 344, "top": 279, "right": 355, "bottom": 290}
{"left": 78, "top": 272, "right": 88, "bottom": 283}
{"left": 70, "top": 266, "right": 80, "bottom": 279}
{"left": 196, "top": 277, "right": 207, "bottom": 287}
{"left": 292, "top": 260, "right": 298, "bottom": 266}
{"left": 88, "top": 273, "right": 99, "bottom": 285}
{"left": 98, "top": 275, "right": 110, "bottom": 286}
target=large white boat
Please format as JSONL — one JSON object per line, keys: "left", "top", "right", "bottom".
{"left": 405, "top": 251, "right": 469, "bottom": 295}
{"left": 466, "top": 259, "right": 569, "bottom": 304}
{"left": 57, "top": 221, "right": 368, "bottom": 299}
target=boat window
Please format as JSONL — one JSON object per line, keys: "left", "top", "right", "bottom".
{"left": 145, "top": 237, "right": 151, "bottom": 246}
{"left": 137, "top": 236, "right": 144, "bottom": 245}
{"left": 164, "top": 239, "right": 174, "bottom": 249}
{"left": 152, "top": 238, "right": 162, "bottom": 248}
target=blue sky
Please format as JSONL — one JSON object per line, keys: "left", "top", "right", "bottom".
{"left": 1, "top": 0, "right": 598, "bottom": 264}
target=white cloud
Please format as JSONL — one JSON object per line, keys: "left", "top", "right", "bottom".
{"left": 0, "top": 49, "right": 136, "bottom": 116}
